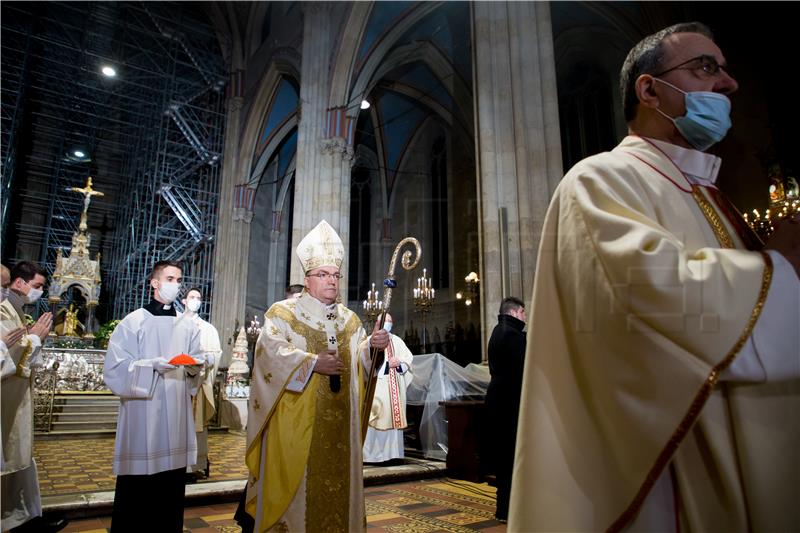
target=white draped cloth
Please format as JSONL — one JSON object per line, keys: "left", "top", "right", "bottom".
{"left": 103, "top": 309, "right": 202, "bottom": 475}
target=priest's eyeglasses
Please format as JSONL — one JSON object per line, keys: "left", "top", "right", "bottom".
{"left": 307, "top": 272, "right": 342, "bottom": 280}
{"left": 654, "top": 54, "right": 728, "bottom": 77}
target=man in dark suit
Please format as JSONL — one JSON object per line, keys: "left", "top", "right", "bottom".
{"left": 484, "top": 296, "right": 526, "bottom": 522}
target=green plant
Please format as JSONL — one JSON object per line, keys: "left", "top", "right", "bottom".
{"left": 94, "top": 319, "right": 121, "bottom": 348}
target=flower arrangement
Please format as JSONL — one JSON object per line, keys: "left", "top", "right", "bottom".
{"left": 94, "top": 319, "right": 120, "bottom": 349}
{"left": 51, "top": 337, "right": 92, "bottom": 349}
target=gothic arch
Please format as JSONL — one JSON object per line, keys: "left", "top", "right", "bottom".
{"left": 328, "top": 2, "right": 372, "bottom": 109}
{"left": 386, "top": 115, "right": 437, "bottom": 216}
{"left": 274, "top": 154, "right": 297, "bottom": 216}
{"left": 245, "top": 2, "right": 272, "bottom": 59}
{"left": 237, "top": 58, "right": 300, "bottom": 183}
{"left": 369, "top": 41, "right": 471, "bottom": 126}
{"left": 329, "top": 2, "right": 443, "bottom": 115}
{"left": 249, "top": 115, "right": 298, "bottom": 187}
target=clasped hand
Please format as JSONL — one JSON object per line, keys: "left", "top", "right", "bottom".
{"left": 29, "top": 312, "right": 53, "bottom": 341}
{"left": 2, "top": 326, "right": 26, "bottom": 348}
{"left": 314, "top": 349, "right": 343, "bottom": 375}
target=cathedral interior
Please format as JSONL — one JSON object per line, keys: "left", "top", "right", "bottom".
{"left": 0, "top": 1, "right": 795, "bottom": 531}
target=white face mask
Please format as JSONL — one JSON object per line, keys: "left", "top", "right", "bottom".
{"left": 383, "top": 322, "right": 393, "bottom": 333}
{"left": 186, "top": 299, "right": 202, "bottom": 313}
{"left": 158, "top": 281, "right": 181, "bottom": 304}
{"left": 24, "top": 282, "right": 44, "bottom": 304}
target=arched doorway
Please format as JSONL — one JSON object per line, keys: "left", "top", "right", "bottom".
{"left": 346, "top": 2, "right": 480, "bottom": 363}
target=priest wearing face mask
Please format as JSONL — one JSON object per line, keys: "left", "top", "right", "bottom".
{"left": 181, "top": 287, "right": 222, "bottom": 480}
{"left": 362, "top": 313, "right": 414, "bottom": 464}
{"left": 243, "top": 220, "right": 389, "bottom": 533}
{"left": 510, "top": 22, "right": 800, "bottom": 532}
{"left": 103, "top": 260, "right": 203, "bottom": 532}
{"left": 1, "top": 261, "right": 54, "bottom": 531}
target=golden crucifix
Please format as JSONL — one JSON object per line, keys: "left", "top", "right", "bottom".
{"left": 69, "top": 177, "right": 104, "bottom": 230}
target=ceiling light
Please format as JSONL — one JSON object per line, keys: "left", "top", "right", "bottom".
{"left": 65, "top": 147, "right": 91, "bottom": 163}
{"left": 360, "top": 100, "right": 370, "bottom": 110}
{"left": 101, "top": 66, "right": 117, "bottom": 77}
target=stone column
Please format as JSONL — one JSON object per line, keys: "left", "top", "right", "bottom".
{"left": 473, "top": 1, "right": 562, "bottom": 353}
{"left": 292, "top": 3, "right": 355, "bottom": 293}
{"left": 210, "top": 93, "right": 249, "bottom": 367}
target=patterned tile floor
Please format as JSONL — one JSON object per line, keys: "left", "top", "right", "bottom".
{"left": 60, "top": 478, "right": 505, "bottom": 532}
{"left": 34, "top": 432, "right": 248, "bottom": 495}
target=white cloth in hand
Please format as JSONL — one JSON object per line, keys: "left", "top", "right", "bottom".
{"left": 152, "top": 357, "right": 177, "bottom": 375}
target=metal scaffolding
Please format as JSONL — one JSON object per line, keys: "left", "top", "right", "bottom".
{"left": 1, "top": 2, "right": 227, "bottom": 321}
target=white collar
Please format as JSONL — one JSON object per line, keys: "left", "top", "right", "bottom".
{"left": 645, "top": 137, "right": 722, "bottom": 186}
{"left": 297, "top": 292, "right": 338, "bottom": 318}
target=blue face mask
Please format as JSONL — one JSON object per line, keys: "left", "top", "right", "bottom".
{"left": 654, "top": 78, "right": 732, "bottom": 151}
{"left": 383, "top": 322, "right": 393, "bottom": 333}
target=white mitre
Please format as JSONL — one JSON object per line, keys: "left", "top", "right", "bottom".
{"left": 296, "top": 219, "right": 344, "bottom": 273}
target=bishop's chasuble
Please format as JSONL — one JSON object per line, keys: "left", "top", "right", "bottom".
{"left": 509, "top": 136, "right": 799, "bottom": 532}
{"left": 245, "top": 291, "right": 370, "bottom": 533}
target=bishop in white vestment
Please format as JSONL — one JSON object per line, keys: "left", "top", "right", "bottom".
{"left": 244, "top": 220, "right": 389, "bottom": 533}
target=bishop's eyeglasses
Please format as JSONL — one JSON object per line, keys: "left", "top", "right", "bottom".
{"left": 306, "top": 272, "right": 343, "bottom": 280}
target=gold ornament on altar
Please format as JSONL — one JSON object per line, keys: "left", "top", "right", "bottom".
{"left": 55, "top": 304, "right": 85, "bottom": 337}
{"left": 70, "top": 176, "right": 104, "bottom": 233}
{"left": 49, "top": 176, "right": 104, "bottom": 339}
{"left": 743, "top": 165, "right": 800, "bottom": 240}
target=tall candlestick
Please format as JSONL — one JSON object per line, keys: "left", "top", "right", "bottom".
{"left": 362, "top": 281, "right": 382, "bottom": 328}
{"left": 412, "top": 266, "right": 435, "bottom": 353}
